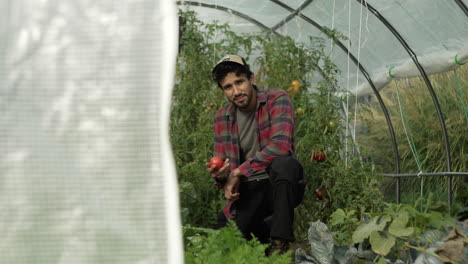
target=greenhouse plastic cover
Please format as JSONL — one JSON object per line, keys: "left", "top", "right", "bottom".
{"left": 1, "top": 0, "right": 182, "bottom": 263}
{"left": 178, "top": 0, "right": 468, "bottom": 96}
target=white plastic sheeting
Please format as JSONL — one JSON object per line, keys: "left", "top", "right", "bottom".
{"left": 177, "top": 0, "right": 468, "bottom": 96}
{"left": 354, "top": 46, "right": 468, "bottom": 97}
{"left": 0, "top": 0, "right": 182, "bottom": 263}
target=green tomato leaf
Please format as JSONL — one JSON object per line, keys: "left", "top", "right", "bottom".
{"left": 352, "top": 215, "right": 391, "bottom": 243}
{"left": 369, "top": 231, "right": 395, "bottom": 256}
{"left": 388, "top": 214, "right": 414, "bottom": 237}
{"left": 330, "top": 209, "right": 346, "bottom": 227}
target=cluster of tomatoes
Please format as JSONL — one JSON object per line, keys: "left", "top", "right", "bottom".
{"left": 287, "top": 80, "right": 305, "bottom": 116}
{"left": 311, "top": 150, "right": 329, "bottom": 200}
{"left": 287, "top": 80, "right": 330, "bottom": 200}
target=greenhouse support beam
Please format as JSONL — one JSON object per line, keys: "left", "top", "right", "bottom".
{"left": 453, "top": 0, "right": 468, "bottom": 17}
{"left": 382, "top": 172, "right": 468, "bottom": 178}
{"left": 271, "top": 0, "right": 315, "bottom": 31}
{"left": 383, "top": 172, "right": 468, "bottom": 210}
{"left": 176, "top": 1, "right": 280, "bottom": 35}
{"left": 358, "top": 0, "right": 453, "bottom": 209}
{"left": 272, "top": 0, "right": 401, "bottom": 177}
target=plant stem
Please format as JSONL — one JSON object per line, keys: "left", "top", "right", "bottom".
{"left": 404, "top": 242, "right": 457, "bottom": 264}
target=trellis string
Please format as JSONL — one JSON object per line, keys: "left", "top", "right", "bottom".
{"left": 394, "top": 79, "right": 425, "bottom": 211}
{"left": 345, "top": 0, "right": 352, "bottom": 166}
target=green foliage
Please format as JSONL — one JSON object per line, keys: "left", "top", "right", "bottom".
{"left": 249, "top": 27, "right": 384, "bottom": 240}
{"left": 254, "top": 34, "right": 323, "bottom": 90}
{"left": 325, "top": 196, "right": 457, "bottom": 262}
{"left": 183, "top": 225, "right": 215, "bottom": 250}
{"left": 352, "top": 215, "right": 391, "bottom": 245}
{"left": 173, "top": 10, "right": 252, "bottom": 226}
{"left": 295, "top": 154, "right": 384, "bottom": 241}
{"left": 352, "top": 197, "right": 455, "bottom": 258}
{"left": 358, "top": 65, "right": 468, "bottom": 209}
{"left": 174, "top": 10, "right": 465, "bottom": 263}
{"left": 328, "top": 209, "right": 360, "bottom": 246}
{"left": 173, "top": 10, "right": 384, "bottom": 240}
{"left": 184, "top": 221, "right": 292, "bottom": 264}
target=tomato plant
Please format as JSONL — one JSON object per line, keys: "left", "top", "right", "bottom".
{"left": 174, "top": 10, "right": 384, "bottom": 238}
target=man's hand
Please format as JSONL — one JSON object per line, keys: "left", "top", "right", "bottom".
{"left": 206, "top": 158, "right": 230, "bottom": 182}
{"left": 224, "top": 168, "right": 242, "bottom": 201}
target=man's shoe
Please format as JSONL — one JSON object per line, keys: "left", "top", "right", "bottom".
{"left": 266, "top": 238, "right": 289, "bottom": 256}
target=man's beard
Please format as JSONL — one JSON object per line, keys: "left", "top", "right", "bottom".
{"left": 232, "top": 93, "right": 250, "bottom": 109}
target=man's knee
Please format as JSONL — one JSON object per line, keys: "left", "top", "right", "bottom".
{"left": 272, "top": 155, "right": 297, "bottom": 166}
{"left": 268, "top": 156, "right": 303, "bottom": 182}
{"left": 268, "top": 156, "right": 306, "bottom": 206}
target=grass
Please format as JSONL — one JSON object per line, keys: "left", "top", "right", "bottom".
{"left": 356, "top": 64, "right": 468, "bottom": 213}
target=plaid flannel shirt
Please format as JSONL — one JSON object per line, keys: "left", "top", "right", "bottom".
{"left": 213, "top": 87, "right": 296, "bottom": 179}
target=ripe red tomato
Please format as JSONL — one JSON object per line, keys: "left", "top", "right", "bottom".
{"left": 315, "top": 187, "right": 328, "bottom": 200}
{"left": 208, "top": 157, "right": 224, "bottom": 170}
{"left": 312, "top": 150, "right": 326, "bottom": 162}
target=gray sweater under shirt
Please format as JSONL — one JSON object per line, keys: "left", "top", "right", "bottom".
{"left": 236, "top": 108, "right": 269, "bottom": 181}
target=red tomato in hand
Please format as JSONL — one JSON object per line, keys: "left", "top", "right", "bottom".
{"left": 208, "top": 157, "right": 224, "bottom": 171}
{"left": 312, "top": 150, "right": 326, "bottom": 162}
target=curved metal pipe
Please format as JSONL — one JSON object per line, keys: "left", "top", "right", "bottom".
{"left": 453, "top": 0, "right": 468, "bottom": 17}
{"left": 176, "top": 1, "right": 279, "bottom": 35}
{"left": 271, "top": 0, "right": 315, "bottom": 31}
{"left": 357, "top": 0, "right": 453, "bottom": 208}
{"left": 383, "top": 172, "right": 468, "bottom": 178}
{"left": 271, "top": 0, "right": 401, "bottom": 175}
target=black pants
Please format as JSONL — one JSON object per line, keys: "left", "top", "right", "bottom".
{"left": 216, "top": 156, "right": 305, "bottom": 243}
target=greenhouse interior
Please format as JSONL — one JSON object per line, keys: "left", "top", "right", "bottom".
{"left": 1, "top": 0, "right": 467, "bottom": 263}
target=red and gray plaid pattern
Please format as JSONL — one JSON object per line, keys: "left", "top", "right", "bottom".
{"left": 213, "top": 87, "right": 296, "bottom": 178}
